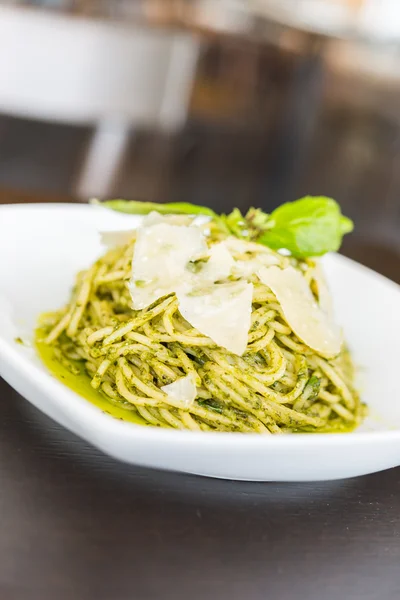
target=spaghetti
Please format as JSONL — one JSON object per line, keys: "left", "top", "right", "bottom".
{"left": 38, "top": 218, "right": 364, "bottom": 434}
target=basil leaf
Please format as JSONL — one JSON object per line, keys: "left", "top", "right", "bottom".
{"left": 257, "top": 196, "right": 354, "bottom": 258}
{"left": 99, "top": 199, "right": 217, "bottom": 218}
{"left": 98, "top": 196, "right": 353, "bottom": 259}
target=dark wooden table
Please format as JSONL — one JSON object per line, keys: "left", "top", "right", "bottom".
{"left": 2, "top": 190, "right": 400, "bottom": 600}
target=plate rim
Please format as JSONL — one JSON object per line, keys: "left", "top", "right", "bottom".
{"left": 1, "top": 201, "right": 400, "bottom": 450}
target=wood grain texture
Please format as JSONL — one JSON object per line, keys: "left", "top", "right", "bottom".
{"left": 1, "top": 378, "right": 400, "bottom": 600}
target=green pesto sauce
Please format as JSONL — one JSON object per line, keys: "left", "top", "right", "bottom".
{"left": 34, "top": 329, "right": 362, "bottom": 434}
{"left": 35, "top": 328, "right": 147, "bottom": 426}
{"left": 292, "top": 422, "right": 357, "bottom": 434}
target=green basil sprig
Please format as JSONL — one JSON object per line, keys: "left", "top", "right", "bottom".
{"left": 99, "top": 196, "right": 353, "bottom": 259}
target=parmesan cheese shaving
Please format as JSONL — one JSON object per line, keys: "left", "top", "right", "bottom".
{"left": 100, "top": 230, "right": 135, "bottom": 248}
{"left": 143, "top": 211, "right": 194, "bottom": 227}
{"left": 197, "top": 242, "right": 234, "bottom": 282}
{"left": 257, "top": 266, "right": 342, "bottom": 358}
{"left": 177, "top": 281, "right": 253, "bottom": 356}
{"left": 233, "top": 253, "right": 280, "bottom": 279}
{"left": 161, "top": 374, "right": 197, "bottom": 409}
{"left": 129, "top": 223, "right": 207, "bottom": 309}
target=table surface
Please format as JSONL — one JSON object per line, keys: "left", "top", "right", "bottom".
{"left": 2, "top": 190, "right": 400, "bottom": 600}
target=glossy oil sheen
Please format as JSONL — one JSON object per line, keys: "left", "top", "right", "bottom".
{"left": 35, "top": 329, "right": 146, "bottom": 426}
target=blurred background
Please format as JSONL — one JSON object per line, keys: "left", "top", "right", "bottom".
{"left": 1, "top": 0, "right": 400, "bottom": 280}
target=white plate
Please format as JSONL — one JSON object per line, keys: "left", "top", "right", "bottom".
{"left": 1, "top": 203, "right": 400, "bottom": 481}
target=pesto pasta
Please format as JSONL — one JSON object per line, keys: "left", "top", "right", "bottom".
{"left": 38, "top": 203, "right": 364, "bottom": 434}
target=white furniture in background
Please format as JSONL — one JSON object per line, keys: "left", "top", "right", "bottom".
{"left": 0, "top": 5, "right": 200, "bottom": 197}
